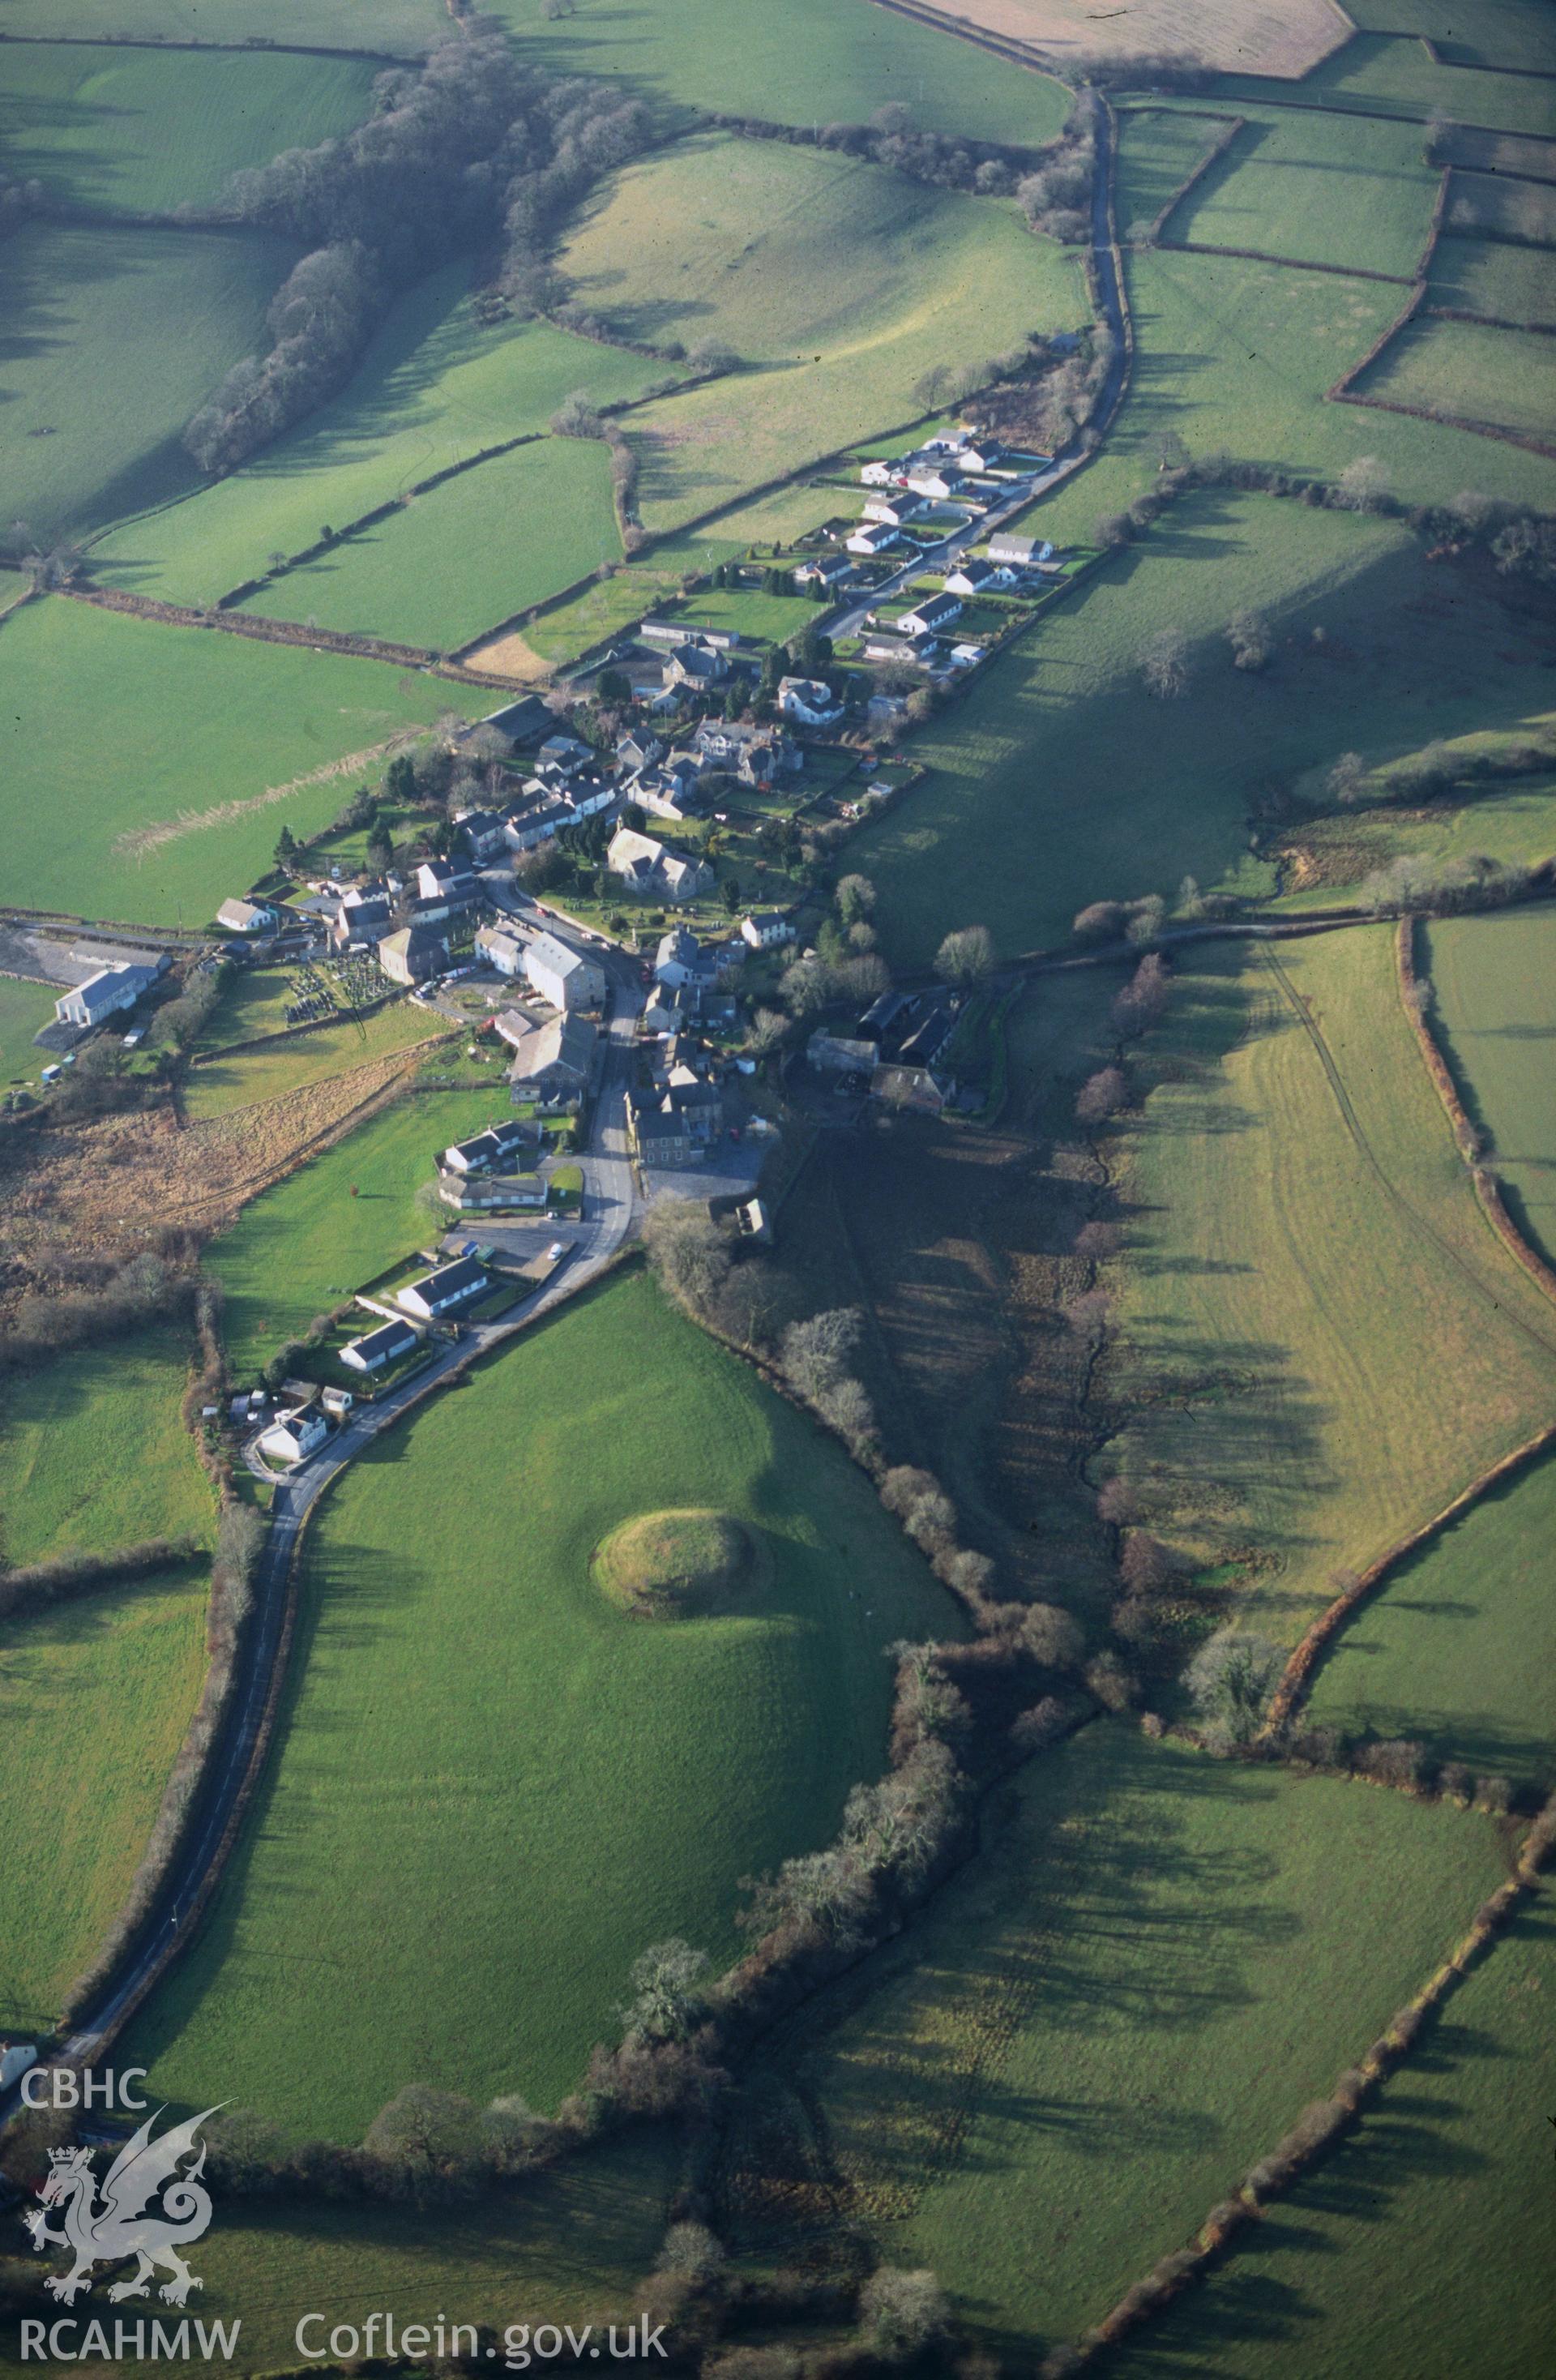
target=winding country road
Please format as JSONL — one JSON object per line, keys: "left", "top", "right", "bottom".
{"left": 2, "top": 959, "right": 645, "bottom": 2102}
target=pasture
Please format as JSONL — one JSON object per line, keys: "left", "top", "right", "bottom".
{"left": 1105, "top": 1907, "right": 1556, "bottom": 2380}
{"left": 1276, "top": 778, "right": 1556, "bottom": 905}
{"left": 1166, "top": 106, "right": 1439, "bottom": 280}
{"left": 1305, "top": 1445, "right": 1556, "bottom": 1786}
{"left": 1099, "top": 927, "right": 1556, "bottom": 1645}
{"left": 1355, "top": 316, "right": 1556, "bottom": 445}
{"left": 91, "top": 275, "right": 669, "bottom": 609}
{"left": 124, "top": 1267, "right": 955, "bottom": 2134}
{"left": 0, "top": 1326, "right": 215, "bottom": 1567}
{"left": 237, "top": 434, "right": 620, "bottom": 651}
{"left": 1426, "top": 905, "right": 1556, "bottom": 1268}
{"left": 789, "top": 1724, "right": 1504, "bottom": 2353}
{"left": 0, "top": 1560, "right": 209, "bottom": 2033}
{"left": 1430, "top": 233, "right": 1556, "bottom": 328}
{"left": 1022, "top": 246, "right": 1556, "bottom": 554}
{"left": 853, "top": 496, "right": 1556, "bottom": 965}
{"left": 1352, "top": 0, "right": 1556, "bottom": 75}
{"left": 0, "top": 971, "right": 60, "bottom": 1087}
{"left": 488, "top": 0, "right": 1069, "bottom": 146}
{"left": 0, "top": 0, "right": 442, "bottom": 40}
{"left": 1218, "top": 32, "right": 1556, "bottom": 138}
{"left": 1114, "top": 108, "right": 1233, "bottom": 242}
{"left": 0, "top": 598, "right": 455, "bottom": 927}
{"left": 0, "top": 220, "right": 297, "bottom": 543}
{"left": 1446, "top": 169, "right": 1556, "bottom": 247}
{"left": 183, "top": 996, "right": 444, "bottom": 1122}
{"left": 0, "top": 43, "right": 375, "bottom": 216}
{"left": 207, "top": 1086, "right": 502, "bottom": 1378}
{"left": 562, "top": 138, "right": 1082, "bottom": 532}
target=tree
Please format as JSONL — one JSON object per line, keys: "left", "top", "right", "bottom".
{"left": 748, "top": 1007, "right": 789, "bottom": 1056}
{"left": 1075, "top": 1066, "right": 1127, "bottom": 1124}
{"left": 1113, "top": 952, "right": 1170, "bottom": 1036}
{"left": 1336, "top": 454, "right": 1391, "bottom": 513}
{"left": 363, "top": 2084, "right": 482, "bottom": 2171}
{"left": 1118, "top": 1530, "right": 1172, "bottom": 1594}
{"left": 1185, "top": 1628, "right": 1281, "bottom": 1746}
{"left": 642, "top": 1198, "right": 731, "bottom": 1314}
{"left": 858, "top": 2268, "right": 949, "bottom": 2364}
{"left": 550, "top": 390, "right": 604, "bottom": 439}
{"left": 384, "top": 751, "right": 417, "bottom": 808}
{"left": 719, "top": 876, "right": 742, "bottom": 914}
{"left": 780, "top": 1308, "right": 864, "bottom": 1404}
{"left": 1140, "top": 627, "right": 1190, "bottom": 699}
{"left": 1227, "top": 606, "right": 1272, "bottom": 671}
{"left": 934, "top": 924, "right": 994, "bottom": 987}
{"left": 1073, "top": 899, "right": 1126, "bottom": 940}
{"left": 620, "top": 1938, "right": 710, "bottom": 2043}
{"left": 1327, "top": 750, "right": 1370, "bottom": 807}
{"left": 365, "top": 824, "right": 395, "bottom": 872}
{"left": 834, "top": 871, "right": 875, "bottom": 927}
{"left": 1125, "top": 892, "right": 1167, "bottom": 945}
{"left": 1019, "top": 1601, "right": 1085, "bottom": 1670}
{"left": 656, "top": 2221, "right": 726, "bottom": 2284}
{"left": 274, "top": 824, "right": 299, "bottom": 868}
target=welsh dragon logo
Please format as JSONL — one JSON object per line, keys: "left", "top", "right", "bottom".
{"left": 24, "top": 2106, "right": 221, "bottom": 2307}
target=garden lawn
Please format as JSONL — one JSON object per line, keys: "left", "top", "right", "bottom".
{"left": 91, "top": 274, "right": 670, "bottom": 608}
{"left": 0, "top": 598, "right": 457, "bottom": 927}
{"left": 0, "top": 221, "right": 298, "bottom": 542}
{"left": 0, "top": 44, "right": 375, "bottom": 216}
{"left": 1430, "top": 233, "right": 1556, "bottom": 327}
{"left": 207, "top": 1086, "right": 503, "bottom": 1377}
{"left": 793, "top": 1723, "right": 1505, "bottom": 2356}
{"left": 0, "top": 1327, "right": 216, "bottom": 1567}
{"left": 1305, "top": 1445, "right": 1556, "bottom": 1787}
{"left": 562, "top": 138, "right": 1082, "bottom": 532}
{"left": 853, "top": 496, "right": 1556, "bottom": 965}
{"left": 0, "top": 973, "right": 60, "bottom": 1087}
{"left": 0, "top": 1562, "right": 210, "bottom": 2033}
{"left": 125, "top": 1267, "right": 957, "bottom": 2134}
{"left": 489, "top": 0, "right": 1068, "bottom": 146}
{"left": 1114, "top": 107, "right": 1235, "bottom": 240}
{"left": 237, "top": 434, "right": 619, "bottom": 650}
{"left": 1356, "top": 316, "right": 1556, "bottom": 446}
{"left": 1099, "top": 927, "right": 1556, "bottom": 1646}
{"left": 1019, "top": 247, "right": 1556, "bottom": 554}
{"left": 1168, "top": 107, "right": 1438, "bottom": 280}
{"left": 1426, "top": 905, "right": 1556, "bottom": 1268}
{"left": 674, "top": 585, "right": 817, "bottom": 644}
{"left": 0, "top": 2134, "right": 673, "bottom": 2380}
{"left": 182, "top": 1001, "right": 445, "bottom": 1121}
{"left": 1105, "top": 1905, "right": 1556, "bottom": 2380}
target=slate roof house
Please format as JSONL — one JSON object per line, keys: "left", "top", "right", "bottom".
{"left": 899, "top": 592, "right": 964, "bottom": 640}
{"left": 378, "top": 925, "right": 447, "bottom": 985}
{"left": 525, "top": 930, "right": 605, "bottom": 1012}
{"left": 216, "top": 897, "right": 277, "bottom": 934}
{"left": 258, "top": 1400, "right": 330, "bottom": 1467}
{"left": 340, "top": 1317, "right": 421, "bottom": 1376}
{"left": 54, "top": 963, "right": 160, "bottom": 1030}
{"left": 507, "top": 1013, "right": 597, "bottom": 1104}
{"left": 443, "top": 1116, "right": 538, "bottom": 1174}
{"left": 607, "top": 827, "right": 711, "bottom": 902}
{"left": 398, "top": 1256, "right": 489, "bottom": 1319}
{"left": 777, "top": 675, "right": 843, "bottom": 726}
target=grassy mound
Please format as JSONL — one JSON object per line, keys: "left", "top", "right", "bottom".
{"left": 595, "top": 1507, "right": 761, "bottom": 1618}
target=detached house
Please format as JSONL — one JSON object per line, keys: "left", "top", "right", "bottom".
{"left": 216, "top": 897, "right": 277, "bottom": 935}
{"left": 862, "top": 494, "right": 924, "bottom": 529}
{"left": 899, "top": 592, "right": 964, "bottom": 640}
{"left": 665, "top": 642, "right": 727, "bottom": 693}
{"left": 777, "top": 676, "right": 843, "bottom": 727}
{"left": 607, "top": 827, "right": 711, "bottom": 902}
{"left": 377, "top": 925, "right": 447, "bottom": 985}
{"left": 258, "top": 1401, "right": 330, "bottom": 1468}
{"left": 989, "top": 532, "right": 1055, "bottom": 567}
{"left": 340, "top": 1317, "right": 421, "bottom": 1376}
{"left": 398, "top": 1256, "right": 489, "bottom": 1320}
{"left": 847, "top": 520, "right": 902, "bottom": 558}
{"left": 442, "top": 1117, "right": 538, "bottom": 1175}
{"left": 943, "top": 559, "right": 1006, "bottom": 597}
{"left": 741, "top": 910, "right": 795, "bottom": 952}
{"left": 414, "top": 858, "right": 478, "bottom": 916}
{"left": 793, "top": 553, "right": 852, "bottom": 593}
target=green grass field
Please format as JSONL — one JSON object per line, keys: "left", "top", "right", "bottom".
{"left": 0, "top": 220, "right": 297, "bottom": 541}
{"left": 0, "top": 1325, "right": 216, "bottom": 1566}
{"left": 1217, "top": 32, "right": 1556, "bottom": 138}
{"left": 1426, "top": 905, "right": 1556, "bottom": 1268}
{"left": 0, "top": 1, "right": 442, "bottom": 38}
{"left": 1356, "top": 315, "right": 1556, "bottom": 445}
{"left": 1353, "top": 0, "right": 1556, "bottom": 74}
{"left": 0, "top": 1560, "right": 211, "bottom": 2031}
{"left": 1099, "top": 927, "right": 1556, "bottom": 1646}
{"left": 1304, "top": 1445, "right": 1556, "bottom": 1785}
{"left": 562, "top": 137, "right": 1082, "bottom": 533}
{"left": 489, "top": 0, "right": 1068, "bottom": 146}
{"left": 1105, "top": 1905, "right": 1556, "bottom": 2380}
{"left": 0, "top": 597, "right": 456, "bottom": 926}
{"left": 1277, "top": 779, "right": 1556, "bottom": 907}
{"left": 0, "top": 42, "right": 375, "bottom": 215}
{"left": 1114, "top": 107, "right": 1234, "bottom": 241}
{"left": 182, "top": 999, "right": 444, "bottom": 1120}
{"left": 1168, "top": 107, "right": 1438, "bottom": 280}
{"left": 853, "top": 496, "right": 1556, "bottom": 965}
{"left": 789, "top": 1723, "right": 1505, "bottom": 2356}
{"left": 91, "top": 271, "right": 670, "bottom": 607}
{"left": 124, "top": 1266, "right": 955, "bottom": 2134}
{"left": 207, "top": 1086, "right": 502, "bottom": 1378}
{"left": 236, "top": 434, "right": 620, "bottom": 649}
{"left": 673, "top": 584, "right": 816, "bottom": 644}
{"left": 1020, "top": 246, "right": 1556, "bottom": 557}
{"left": 1430, "top": 233, "right": 1556, "bottom": 328}
{"left": 0, "top": 971, "right": 60, "bottom": 1087}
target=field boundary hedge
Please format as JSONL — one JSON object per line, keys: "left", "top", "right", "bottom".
{"left": 187, "top": 995, "right": 418, "bottom": 1069}
{"left": 1327, "top": 292, "right": 1556, "bottom": 459}
{"left": 1042, "top": 1804, "right": 1556, "bottom": 2376}
{"left": 1163, "top": 237, "right": 1414, "bottom": 285}
{"left": 1427, "top": 302, "right": 1556, "bottom": 333}
{"left": 1137, "top": 110, "right": 1244, "bottom": 244}
{"left": 1398, "top": 912, "right": 1556, "bottom": 1308}
{"left": 57, "top": 583, "right": 528, "bottom": 691}
{"left": 0, "top": 1536, "right": 203, "bottom": 1628}
{"left": 0, "top": 31, "right": 421, "bottom": 63}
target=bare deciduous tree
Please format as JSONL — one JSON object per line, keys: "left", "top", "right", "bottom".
{"left": 934, "top": 924, "right": 995, "bottom": 986}
{"left": 1140, "top": 627, "right": 1191, "bottom": 698}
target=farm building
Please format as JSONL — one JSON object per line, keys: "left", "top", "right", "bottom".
{"left": 340, "top": 1318, "right": 421, "bottom": 1376}
{"left": 474, "top": 694, "right": 550, "bottom": 747}
{"left": 398, "top": 1256, "right": 489, "bottom": 1320}
{"left": 524, "top": 931, "right": 605, "bottom": 1013}
{"left": 53, "top": 962, "right": 160, "bottom": 1030}
{"left": 378, "top": 926, "right": 447, "bottom": 985}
